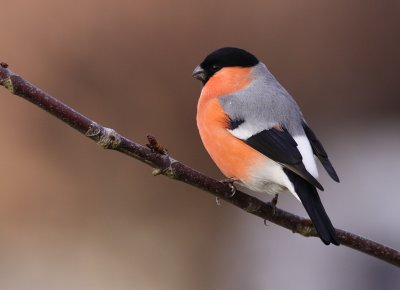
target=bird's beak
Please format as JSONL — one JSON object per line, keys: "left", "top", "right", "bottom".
{"left": 192, "top": 65, "right": 206, "bottom": 82}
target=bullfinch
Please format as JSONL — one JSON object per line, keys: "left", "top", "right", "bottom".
{"left": 193, "top": 47, "right": 340, "bottom": 245}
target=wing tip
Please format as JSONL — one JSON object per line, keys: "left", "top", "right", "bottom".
{"left": 315, "top": 180, "right": 324, "bottom": 191}
{"left": 320, "top": 158, "right": 340, "bottom": 183}
{"left": 332, "top": 174, "right": 340, "bottom": 183}
{"left": 284, "top": 164, "right": 325, "bottom": 191}
{"left": 302, "top": 122, "right": 340, "bottom": 183}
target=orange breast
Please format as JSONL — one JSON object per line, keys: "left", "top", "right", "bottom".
{"left": 196, "top": 67, "right": 263, "bottom": 181}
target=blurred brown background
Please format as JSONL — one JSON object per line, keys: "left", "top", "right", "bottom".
{"left": 1, "top": 0, "right": 400, "bottom": 289}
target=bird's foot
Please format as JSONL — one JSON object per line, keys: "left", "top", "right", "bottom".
{"left": 271, "top": 194, "right": 279, "bottom": 215}
{"left": 220, "top": 177, "right": 238, "bottom": 198}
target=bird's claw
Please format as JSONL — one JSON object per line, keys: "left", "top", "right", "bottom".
{"left": 220, "top": 177, "right": 238, "bottom": 198}
{"left": 271, "top": 194, "right": 279, "bottom": 215}
{"left": 226, "top": 183, "right": 236, "bottom": 198}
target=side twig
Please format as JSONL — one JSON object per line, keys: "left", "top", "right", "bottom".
{"left": 1, "top": 63, "right": 399, "bottom": 267}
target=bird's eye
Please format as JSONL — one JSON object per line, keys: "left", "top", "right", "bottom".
{"left": 212, "top": 64, "right": 220, "bottom": 72}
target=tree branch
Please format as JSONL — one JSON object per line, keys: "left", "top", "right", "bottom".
{"left": 1, "top": 63, "right": 399, "bottom": 267}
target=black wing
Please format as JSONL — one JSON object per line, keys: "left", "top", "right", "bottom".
{"left": 245, "top": 127, "right": 324, "bottom": 191}
{"left": 302, "top": 122, "right": 340, "bottom": 182}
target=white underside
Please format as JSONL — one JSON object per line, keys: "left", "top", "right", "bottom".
{"left": 242, "top": 158, "right": 301, "bottom": 201}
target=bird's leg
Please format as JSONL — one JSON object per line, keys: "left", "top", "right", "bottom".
{"left": 220, "top": 177, "right": 238, "bottom": 198}
{"left": 271, "top": 194, "right": 279, "bottom": 215}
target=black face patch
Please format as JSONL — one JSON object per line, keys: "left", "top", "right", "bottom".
{"left": 199, "top": 47, "right": 259, "bottom": 83}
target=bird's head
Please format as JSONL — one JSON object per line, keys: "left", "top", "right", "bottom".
{"left": 192, "top": 47, "right": 259, "bottom": 84}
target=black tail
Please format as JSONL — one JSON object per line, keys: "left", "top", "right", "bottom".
{"left": 284, "top": 169, "right": 340, "bottom": 245}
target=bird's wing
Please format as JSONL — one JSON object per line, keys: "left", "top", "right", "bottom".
{"left": 302, "top": 121, "right": 340, "bottom": 182}
{"left": 227, "top": 117, "right": 324, "bottom": 191}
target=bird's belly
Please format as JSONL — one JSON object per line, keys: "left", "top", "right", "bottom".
{"left": 241, "top": 161, "right": 291, "bottom": 195}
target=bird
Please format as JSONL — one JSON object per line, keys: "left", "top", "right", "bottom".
{"left": 192, "top": 47, "right": 340, "bottom": 245}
